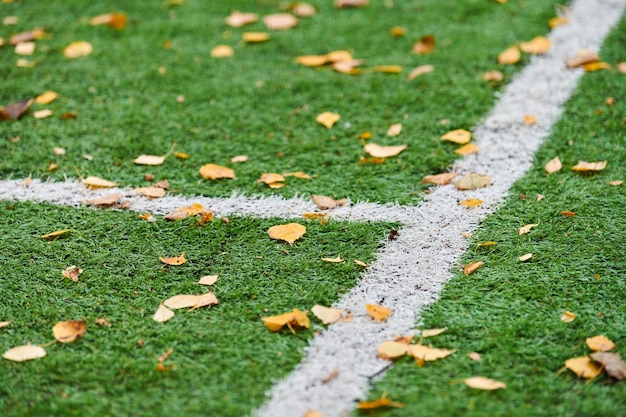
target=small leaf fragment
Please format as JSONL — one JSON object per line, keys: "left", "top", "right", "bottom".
{"left": 311, "top": 305, "right": 344, "bottom": 325}
{"left": 586, "top": 335, "right": 616, "bottom": 352}
{"left": 40, "top": 229, "right": 71, "bottom": 240}
{"left": 519, "top": 36, "right": 551, "bottom": 54}
{"left": 421, "top": 172, "right": 457, "bottom": 185}
{"left": 459, "top": 199, "right": 483, "bottom": 208}
{"left": 545, "top": 156, "right": 562, "bottom": 174}
{"left": 464, "top": 376, "right": 506, "bottom": 390}
{"left": 243, "top": 32, "right": 270, "bottom": 43}
{"left": 133, "top": 154, "right": 166, "bottom": 165}
{"left": 467, "top": 352, "right": 481, "bottom": 361}
{"left": 64, "top": 41, "right": 93, "bottom": 59}
{"left": 364, "top": 143, "right": 407, "bottom": 158}
{"left": 571, "top": 160, "right": 607, "bottom": 172}
{"left": 378, "top": 341, "right": 408, "bottom": 360}
{"left": 153, "top": 303, "right": 175, "bottom": 323}
{"left": 267, "top": 223, "right": 306, "bottom": 245}
{"left": 407, "top": 344, "right": 455, "bottom": 361}
{"left": 321, "top": 254, "right": 343, "bottom": 263}
{"left": 163, "top": 295, "right": 200, "bottom": 309}
{"left": 518, "top": 253, "right": 533, "bottom": 262}
{"left": 549, "top": 15, "right": 569, "bottom": 28}
{"left": 463, "top": 261, "right": 484, "bottom": 276}
{"left": 373, "top": 65, "right": 403, "bottom": 73}
{"left": 0, "top": 321, "right": 12, "bottom": 329}
{"left": 482, "top": 71, "right": 504, "bottom": 81}
{"left": 518, "top": 223, "right": 539, "bottom": 235}
{"left": 225, "top": 11, "right": 258, "bottom": 27}
{"left": 608, "top": 180, "right": 623, "bottom": 186}
{"left": 560, "top": 210, "right": 576, "bottom": 217}
{"left": 566, "top": 49, "right": 599, "bottom": 68}
{"left": 211, "top": 45, "right": 234, "bottom": 58}
{"left": 160, "top": 253, "right": 187, "bottom": 266}
{"left": 454, "top": 173, "right": 490, "bottom": 190}
{"left": 387, "top": 123, "right": 402, "bottom": 137}
{"left": 262, "top": 308, "right": 310, "bottom": 332}
{"left": 560, "top": 311, "right": 576, "bottom": 323}
{"left": 62, "top": 265, "right": 83, "bottom": 282}
{"left": 583, "top": 61, "right": 611, "bottom": 72}
{"left": 198, "top": 275, "right": 218, "bottom": 286}
{"left": 421, "top": 327, "right": 448, "bottom": 337}
{"left": 3, "top": 345, "right": 46, "bottom": 362}
{"left": 35, "top": 91, "right": 58, "bottom": 105}
{"left": 82, "top": 176, "right": 118, "bottom": 189}
{"left": 296, "top": 55, "right": 328, "bottom": 67}
{"left": 89, "top": 13, "right": 127, "bottom": 29}
{"left": 565, "top": 356, "right": 603, "bottom": 379}
{"left": 199, "top": 164, "right": 235, "bottom": 180}
{"left": 192, "top": 292, "right": 219, "bottom": 309}
{"left": 366, "top": 304, "right": 391, "bottom": 321}
{"left": 52, "top": 320, "right": 86, "bottom": 343}
{"left": 454, "top": 143, "right": 479, "bottom": 155}
{"left": 357, "top": 396, "right": 404, "bottom": 410}
{"left": 83, "top": 193, "right": 124, "bottom": 208}
{"left": 412, "top": 34, "right": 435, "bottom": 54}
{"left": 311, "top": 195, "right": 337, "bottom": 210}
{"left": 407, "top": 65, "right": 434, "bottom": 80}
{"left": 263, "top": 13, "right": 298, "bottom": 30}
{"left": 498, "top": 45, "right": 520, "bottom": 65}
{"left": 33, "top": 109, "right": 53, "bottom": 119}
{"left": 316, "top": 112, "right": 340, "bottom": 128}
{"left": 441, "top": 129, "right": 471, "bottom": 144}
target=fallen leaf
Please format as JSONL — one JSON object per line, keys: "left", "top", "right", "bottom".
{"left": 243, "top": 32, "right": 270, "bottom": 43}
{"left": 354, "top": 259, "right": 369, "bottom": 267}
{"left": 326, "top": 50, "right": 353, "bottom": 63}
{"left": 0, "top": 98, "right": 34, "bottom": 120}
{"left": 482, "top": 71, "right": 504, "bottom": 81}
{"left": 421, "top": 327, "right": 448, "bottom": 337}
{"left": 40, "top": 229, "right": 71, "bottom": 240}
{"left": 467, "top": 352, "right": 481, "bottom": 361}
{"left": 524, "top": 115, "right": 537, "bottom": 125}
{"left": 311, "top": 305, "right": 344, "bottom": 325}
{"left": 89, "top": 13, "right": 127, "bottom": 29}
{"left": 413, "top": 34, "right": 435, "bottom": 54}
{"left": 296, "top": 55, "right": 328, "bottom": 67}
{"left": 565, "top": 356, "right": 603, "bottom": 379}
{"left": 174, "top": 152, "right": 188, "bottom": 159}
{"left": 477, "top": 241, "right": 497, "bottom": 247}
{"left": 94, "top": 318, "right": 111, "bottom": 327}
{"left": 192, "top": 292, "right": 219, "bottom": 309}
{"left": 257, "top": 173, "right": 286, "bottom": 188}
{"left": 153, "top": 303, "right": 175, "bottom": 322}
{"left": 366, "top": 304, "right": 391, "bottom": 321}
{"left": 407, "top": 344, "right": 455, "bottom": 361}
{"left": 163, "top": 210, "right": 188, "bottom": 221}
{"left": 407, "top": 64, "right": 434, "bottom": 80}
{"left": 335, "top": 0, "right": 369, "bottom": 8}
{"left": 52, "top": 320, "right": 86, "bottom": 343}
{"left": 464, "top": 376, "right": 506, "bottom": 390}
{"left": 549, "top": 15, "right": 569, "bottom": 28}
{"left": 262, "top": 308, "right": 310, "bottom": 332}
{"left": 571, "top": 160, "right": 607, "bottom": 172}
{"left": 498, "top": 45, "right": 521, "bottom": 65}
{"left": 292, "top": 3, "right": 316, "bottom": 17}
{"left": 263, "top": 13, "right": 298, "bottom": 30}
{"left": 82, "top": 176, "right": 118, "bottom": 189}
{"left": 33, "top": 109, "right": 53, "bottom": 119}
{"left": 135, "top": 186, "right": 166, "bottom": 199}
{"left": 459, "top": 199, "right": 483, "bottom": 208}
{"left": 421, "top": 172, "right": 458, "bottom": 185}
{"left": 374, "top": 65, "right": 403, "bottom": 73}
{"left": 225, "top": 11, "right": 258, "bottom": 27}
{"left": 64, "top": 41, "right": 93, "bottom": 59}
{"left": 454, "top": 143, "right": 479, "bottom": 155}
{"left": 3, "top": 345, "right": 46, "bottom": 362}
{"left": 332, "top": 59, "right": 363, "bottom": 74}
{"left": 463, "top": 261, "right": 484, "bottom": 276}
{"left": 199, "top": 163, "right": 235, "bottom": 180}
{"left": 53, "top": 147, "right": 66, "bottom": 156}
{"left": 160, "top": 253, "right": 187, "bottom": 266}
{"left": 364, "top": 143, "right": 407, "bottom": 158}
{"left": 198, "top": 275, "right": 218, "bottom": 286}
{"left": 133, "top": 154, "right": 166, "bottom": 165}
{"left": 267, "top": 223, "right": 306, "bottom": 244}
{"left": 586, "top": 335, "right": 616, "bottom": 352}
{"left": 15, "top": 41, "right": 35, "bottom": 55}
{"left": 391, "top": 26, "right": 407, "bottom": 37}
{"left": 321, "top": 254, "right": 343, "bottom": 263}
{"left": 316, "top": 111, "right": 340, "bottom": 128}
{"left": 387, "top": 123, "right": 402, "bottom": 136}
{"left": 311, "top": 195, "right": 337, "bottom": 210}
{"left": 560, "top": 210, "right": 576, "bottom": 217}
{"left": 283, "top": 171, "right": 312, "bottom": 179}
{"left": 560, "top": 311, "right": 576, "bottom": 323}
{"left": 230, "top": 155, "right": 248, "bottom": 163}
{"left": 583, "top": 62, "right": 611, "bottom": 72}
{"left": 9, "top": 28, "right": 45, "bottom": 45}
{"left": 0, "top": 321, "right": 12, "bottom": 329}
{"left": 176, "top": 203, "right": 205, "bottom": 216}
{"left": 566, "top": 49, "right": 599, "bottom": 68}
{"left": 617, "top": 62, "right": 626, "bottom": 73}
{"left": 441, "top": 129, "right": 471, "bottom": 144}
{"left": 519, "top": 36, "right": 551, "bottom": 54}
{"left": 608, "top": 180, "right": 623, "bottom": 186}
{"left": 357, "top": 396, "right": 404, "bottom": 410}
{"left": 545, "top": 156, "right": 562, "bottom": 173}
{"left": 590, "top": 352, "right": 626, "bottom": 380}
{"left": 518, "top": 223, "right": 538, "bottom": 235}
{"left": 378, "top": 341, "right": 408, "bottom": 360}
{"left": 83, "top": 193, "right": 124, "bottom": 208}
{"left": 163, "top": 295, "right": 200, "bottom": 309}
{"left": 62, "top": 265, "right": 83, "bottom": 282}
{"left": 518, "top": 253, "right": 533, "bottom": 262}
{"left": 454, "top": 173, "right": 490, "bottom": 190}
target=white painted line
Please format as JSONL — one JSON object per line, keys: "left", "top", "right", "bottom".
{"left": 253, "top": 1, "right": 626, "bottom": 416}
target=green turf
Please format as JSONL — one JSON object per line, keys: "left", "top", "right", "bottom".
{"left": 358, "top": 13, "right": 626, "bottom": 417}
{"left": 0, "top": 202, "right": 394, "bottom": 416}
{"left": 1, "top": 0, "right": 562, "bottom": 204}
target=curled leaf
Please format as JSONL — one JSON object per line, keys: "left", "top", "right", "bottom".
{"left": 413, "top": 34, "right": 435, "bottom": 54}
{"left": 52, "top": 320, "right": 86, "bottom": 343}
{"left": 364, "top": 143, "right": 407, "bottom": 158}
{"left": 160, "top": 253, "right": 187, "bottom": 266}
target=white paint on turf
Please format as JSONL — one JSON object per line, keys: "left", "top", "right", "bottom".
{"left": 253, "top": 0, "right": 626, "bottom": 416}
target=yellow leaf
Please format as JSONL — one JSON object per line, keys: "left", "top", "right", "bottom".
{"left": 454, "top": 173, "right": 490, "bottom": 190}
{"left": 192, "top": 292, "right": 219, "bottom": 309}
{"left": 545, "top": 156, "right": 562, "bottom": 174}
{"left": 524, "top": 115, "right": 537, "bottom": 125}
{"left": 608, "top": 180, "right": 623, "bottom": 186}
{"left": 89, "top": 12, "right": 127, "bottom": 29}
{"left": 283, "top": 171, "right": 312, "bottom": 179}
{"left": 420, "top": 172, "right": 458, "bottom": 185}
{"left": 549, "top": 15, "right": 569, "bottom": 29}
{"left": 335, "top": 0, "right": 370, "bottom": 8}
{"left": 366, "top": 304, "right": 391, "bottom": 321}
{"left": 583, "top": 62, "right": 611, "bottom": 72}
{"left": 292, "top": 3, "right": 316, "bottom": 17}
{"left": 586, "top": 335, "right": 616, "bottom": 352}
{"left": 518, "top": 223, "right": 539, "bottom": 235}
{"left": 571, "top": 160, "right": 607, "bottom": 172}
{"left": 357, "top": 396, "right": 404, "bottom": 410}
{"left": 482, "top": 71, "right": 504, "bottom": 81}
{"left": 63, "top": 41, "right": 93, "bottom": 59}
{"left": 225, "top": 11, "right": 258, "bottom": 27}
{"left": 153, "top": 303, "right": 175, "bottom": 323}
{"left": 364, "top": 143, "right": 407, "bottom": 158}
{"left": 174, "top": 152, "right": 188, "bottom": 159}
{"left": 257, "top": 173, "right": 286, "bottom": 188}
{"left": 211, "top": 45, "right": 234, "bottom": 58}
{"left": 33, "top": 109, "right": 53, "bottom": 119}
{"left": 518, "top": 253, "right": 533, "bottom": 262}
{"left": 133, "top": 154, "right": 166, "bottom": 165}
{"left": 454, "top": 143, "right": 479, "bottom": 155}
{"left": 163, "top": 294, "right": 200, "bottom": 309}
{"left": 391, "top": 26, "right": 406, "bottom": 37}
{"left": 354, "top": 259, "right": 369, "bottom": 267}
{"left": 243, "top": 32, "right": 270, "bottom": 43}
{"left": 177, "top": 203, "right": 205, "bottom": 216}
{"left": 421, "top": 327, "right": 448, "bottom": 337}
{"left": 199, "top": 163, "right": 236, "bottom": 180}
{"left": 2, "top": 345, "right": 46, "bottom": 362}
{"left": 407, "top": 344, "right": 455, "bottom": 361}
{"left": 332, "top": 59, "right": 363, "bottom": 74}
{"left": 303, "top": 411, "right": 325, "bottom": 417}
{"left": 61, "top": 265, "right": 83, "bottom": 282}
{"left": 378, "top": 341, "right": 408, "bottom": 360}
{"left": 459, "top": 199, "right": 483, "bottom": 208}
{"left": 135, "top": 186, "right": 166, "bottom": 199}
{"left": 463, "top": 261, "right": 484, "bottom": 276}
{"left": 566, "top": 49, "right": 599, "bottom": 68}
{"left": 15, "top": 41, "right": 35, "bottom": 56}
{"left": 198, "top": 275, "right": 218, "bottom": 286}
{"left": 498, "top": 45, "right": 520, "bottom": 65}
{"left": 296, "top": 55, "right": 328, "bottom": 67}
{"left": 34, "top": 91, "right": 58, "bottom": 105}
{"left": 387, "top": 123, "right": 403, "bottom": 137}
{"left": 560, "top": 311, "right": 576, "bottom": 323}
{"left": 519, "top": 36, "right": 551, "bottom": 55}
{"left": 407, "top": 64, "right": 434, "bottom": 80}
{"left": 441, "top": 129, "right": 472, "bottom": 144}
{"left": 477, "top": 241, "right": 497, "bottom": 247}
{"left": 40, "top": 229, "right": 71, "bottom": 240}
{"left": 565, "top": 356, "right": 603, "bottom": 379}
{"left": 262, "top": 308, "right": 310, "bottom": 332}
{"left": 374, "top": 65, "right": 403, "bottom": 73}
{"left": 321, "top": 254, "right": 343, "bottom": 263}
{"left": 52, "top": 320, "right": 86, "bottom": 343}
{"left": 263, "top": 13, "right": 298, "bottom": 30}
{"left": 326, "top": 50, "right": 353, "bottom": 63}
{"left": 316, "top": 111, "right": 340, "bottom": 128}
{"left": 311, "top": 305, "right": 344, "bottom": 325}
{"left": 464, "top": 376, "right": 506, "bottom": 390}
{"left": 230, "top": 155, "right": 248, "bottom": 163}
{"left": 267, "top": 223, "right": 306, "bottom": 244}
{"left": 159, "top": 253, "right": 187, "bottom": 266}
{"left": 311, "top": 195, "right": 337, "bottom": 210}
{"left": 82, "top": 176, "right": 118, "bottom": 189}
{"left": 413, "top": 34, "right": 435, "bottom": 54}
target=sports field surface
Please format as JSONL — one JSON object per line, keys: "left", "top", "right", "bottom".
{"left": 1, "top": 1, "right": 625, "bottom": 416}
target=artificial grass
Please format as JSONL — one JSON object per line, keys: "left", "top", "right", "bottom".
{"left": 1, "top": 0, "right": 562, "bottom": 204}
{"left": 359, "top": 11, "right": 626, "bottom": 417}
{"left": 0, "top": 202, "right": 394, "bottom": 416}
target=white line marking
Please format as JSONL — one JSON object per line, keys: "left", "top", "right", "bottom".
{"left": 252, "top": 1, "right": 626, "bottom": 416}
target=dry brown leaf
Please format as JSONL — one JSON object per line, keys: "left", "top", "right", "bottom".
{"left": 267, "top": 223, "right": 306, "bottom": 244}
{"left": 262, "top": 308, "right": 310, "bottom": 332}
{"left": 64, "top": 41, "right": 93, "bottom": 59}
{"left": 608, "top": 180, "right": 623, "bottom": 186}
{"left": 454, "top": 173, "right": 490, "bottom": 190}
{"left": 316, "top": 111, "right": 340, "bottom": 128}
{"left": 40, "top": 229, "right": 71, "bottom": 240}
{"left": 16, "top": 58, "right": 35, "bottom": 68}
{"left": 283, "top": 171, "right": 312, "bottom": 179}
{"left": 407, "top": 344, "right": 455, "bottom": 361}
{"left": 583, "top": 62, "right": 611, "bottom": 72}
{"left": 467, "top": 352, "right": 481, "bottom": 361}
{"left": 0, "top": 321, "right": 12, "bottom": 329}
{"left": 571, "top": 160, "right": 607, "bottom": 172}
{"left": 89, "top": 12, "right": 127, "bottom": 29}
{"left": 163, "top": 210, "right": 188, "bottom": 221}
{"left": 565, "top": 356, "right": 603, "bottom": 379}
{"left": 373, "top": 65, "right": 403, "bottom": 74}
{"left": 94, "top": 318, "right": 111, "bottom": 327}
{"left": 498, "top": 45, "right": 521, "bottom": 65}
{"left": 2, "top": 345, "right": 46, "bottom": 362}
{"left": 441, "top": 129, "right": 471, "bottom": 144}
{"left": 518, "top": 253, "right": 533, "bottom": 262}
{"left": 0, "top": 98, "right": 34, "bottom": 120}
{"left": 311, "top": 195, "right": 337, "bottom": 210}
{"left": 560, "top": 210, "right": 576, "bottom": 217}
{"left": 590, "top": 352, "right": 626, "bottom": 380}
{"left": 243, "top": 32, "right": 270, "bottom": 43}
{"left": 459, "top": 199, "right": 483, "bottom": 208}
{"left": 153, "top": 303, "right": 175, "bottom": 323}
{"left": 421, "top": 327, "right": 448, "bottom": 337}
{"left": 311, "top": 305, "right": 344, "bottom": 325}
{"left": 391, "top": 26, "right": 407, "bottom": 37}
{"left": 421, "top": 172, "right": 458, "bottom": 186}
{"left": 387, "top": 123, "right": 402, "bottom": 137}
{"left": 413, "top": 35, "right": 435, "bottom": 54}
{"left": 454, "top": 143, "right": 479, "bottom": 155}
{"left": 82, "top": 193, "right": 124, "bottom": 208}
{"left": 518, "top": 223, "right": 538, "bottom": 235}
{"left": 335, "top": 0, "right": 369, "bottom": 8}
{"left": 560, "top": 311, "right": 576, "bottom": 323}
{"left": 177, "top": 203, "right": 205, "bottom": 216}
{"left": 62, "top": 265, "right": 83, "bottom": 282}
{"left": 82, "top": 176, "right": 118, "bottom": 189}
{"left": 9, "top": 28, "right": 45, "bottom": 45}
{"left": 199, "top": 163, "right": 235, "bottom": 180}
{"left": 225, "top": 11, "right": 258, "bottom": 27}
{"left": 407, "top": 65, "right": 434, "bottom": 80}
{"left": 296, "top": 55, "right": 328, "bottom": 67}
{"left": 482, "top": 71, "right": 504, "bottom": 81}
{"left": 366, "top": 304, "right": 391, "bottom": 321}
{"left": 163, "top": 295, "right": 200, "bottom": 309}
{"left": 463, "top": 261, "right": 484, "bottom": 276}
{"left": 357, "top": 396, "right": 403, "bottom": 410}
{"left": 464, "top": 376, "right": 506, "bottom": 390}
{"left": 586, "top": 335, "right": 616, "bottom": 352}
{"left": 519, "top": 36, "right": 551, "bottom": 54}
{"left": 545, "top": 156, "right": 562, "bottom": 174}
{"left": 566, "top": 49, "right": 599, "bottom": 68}
{"left": 160, "top": 253, "right": 187, "bottom": 266}
{"left": 378, "top": 341, "right": 408, "bottom": 360}
{"left": 53, "top": 320, "right": 86, "bottom": 343}
{"left": 135, "top": 186, "right": 166, "bottom": 199}
{"left": 263, "top": 13, "right": 298, "bottom": 30}
{"left": 549, "top": 15, "right": 569, "bottom": 28}
{"left": 198, "top": 275, "right": 218, "bottom": 286}
{"left": 364, "top": 143, "right": 407, "bottom": 158}
{"left": 53, "top": 147, "right": 66, "bottom": 156}
{"left": 321, "top": 254, "right": 343, "bottom": 263}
